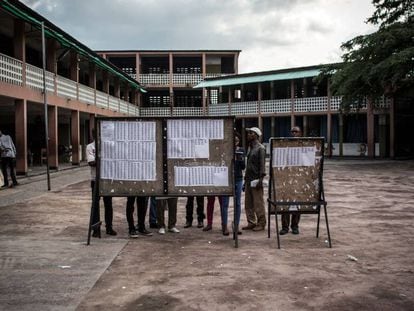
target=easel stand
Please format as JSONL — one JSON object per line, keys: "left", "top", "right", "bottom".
{"left": 87, "top": 181, "right": 102, "bottom": 245}
{"left": 267, "top": 137, "right": 332, "bottom": 249}
{"left": 267, "top": 200, "right": 332, "bottom": 249}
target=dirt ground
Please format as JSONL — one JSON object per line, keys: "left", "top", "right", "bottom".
{"left": 0, "top": 160, "right": 413, "bottom": 310}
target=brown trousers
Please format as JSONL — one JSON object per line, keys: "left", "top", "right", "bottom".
{"left": 244, "top": 183, "right": 266, "bottom": 227}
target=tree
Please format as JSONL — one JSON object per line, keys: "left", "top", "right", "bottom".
{"left": 318, "top": 0, "right": 413, "bottom": 108}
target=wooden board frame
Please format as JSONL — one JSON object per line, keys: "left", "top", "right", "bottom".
{"left": 95, "top": 116, "right": 235, "bottom": 197}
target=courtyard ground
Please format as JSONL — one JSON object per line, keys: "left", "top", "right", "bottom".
{"left": 0, "top": 159, "right": 413, "bottom": 310}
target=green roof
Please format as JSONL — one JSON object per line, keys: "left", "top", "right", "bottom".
{"left": 194, "top": 68, "right": 321, "bottom": 88}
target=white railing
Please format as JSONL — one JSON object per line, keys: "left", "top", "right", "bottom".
{"left": 295, "top": 96, "right": 328, "bottom": 112}
{"left": 128, "top": 104, "right": 139, "bottom": 116}
{"left": 205, "top": 73, "right": 229, "bottom": 79}
{"left": 119, "top": 99, "right": 129, "bottom": 114}
{"left": 172, "top": 74, "right": 203, "bottom": 85}
{"left": 139, "top": 74, "right": 170, "bottom": 85}
{"left": 96, "top": 90, "right": 109, "bottom": 109}
{"left": 208, "top": 104, "right": 230, "bottom": 116}
{"left": 231, "top": 101, "right": 259, "bottom": 115}
{"left": 56, "top": 76, "right": 77, "bottom": 100}
{"left": 140, "top": 107, "right": 171, "bottom": 117}
{"left": 330, "top": 96, "right": 342, "bottom": 111}
{"left": 173, "top": 107, "right": 203, "bottom": 116}
{"left": 261, "top": 99, "right": 291, "bottom": 113}
{"left": 78, "top": 84, "right": 95, "bottom": 105}
{"left": 109, "top": 97, "right": 119, "bottom": 111}
{"left": 25, "top": 64, "right": 54, "bottom": 92}
{"left": 0, "top": 53, "right": 23, "bottom": 86}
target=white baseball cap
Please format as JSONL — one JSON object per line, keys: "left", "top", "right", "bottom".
{"left": 246, "top": 127, "right": 262, "bottom": 137}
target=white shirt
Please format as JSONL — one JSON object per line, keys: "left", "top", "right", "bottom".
{"left": 86, "top": 141, "right": 96, "bottom": 180}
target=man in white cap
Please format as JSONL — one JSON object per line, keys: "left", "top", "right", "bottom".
{"left": 242, "top": 127, "right": 266, "bottom": 231}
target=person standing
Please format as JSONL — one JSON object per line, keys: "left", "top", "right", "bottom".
{"left": 184, "top": 196, "right": 205, "bottom": 228}
{"left": 0, "top": 130, "right": 18, "bottom": 188}
{"left": 126, "top": 196, "right": 152, "bottom": 238}
{"left": 87, "top": 130, "right": 117, "bottom": 237}
{"left": 219, "top": 132, "right": 245, "bottom": 235}
{"left": 242, "top": 127, "right": 266, "bottom": 231}
{"left": 156, "top": 197, "right": 180, "bottom": 234}
{"left": 280, "top": 126, "right": 303, "bottom": 235}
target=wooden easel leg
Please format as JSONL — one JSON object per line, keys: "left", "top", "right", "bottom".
{"left": 233, "top": 196, "right": 238, "bottom": 248}
{"left": 267, "top": 202, "right": 271, "bottom": 238}
{"left": 275, "top": 213, "right": 281, "bottom": 249}
{"left": 324, "top": 204, "right": 332, "bottom": 248}
{"left": 316, "top": 206, "right": 321, "bottom": 238}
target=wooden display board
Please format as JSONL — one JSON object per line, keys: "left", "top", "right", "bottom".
{"left": 96, "top": 116, "right": 234, "bottom": 197}
{"left": 267, "top": 137, "right": 332, "bottom": 248}
{"left": 270, "top": 137, "right": 324, "bottom": 212}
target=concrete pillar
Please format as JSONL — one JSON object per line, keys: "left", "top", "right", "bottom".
{"left": 135, "top": 52, "right": 140, "bottom": 82}
{"left": 270, "top": 81, "right": 275, "bottom": 100}
{"left": 367, "top": 99, "right": 375, "bottom": 157}
{"left": 89, "top": 114, "right": 96, "bottom": 143}
{"left": 389, "top": 97, "right": 395, "bottom": 158}
{"left": 303, "top": 116, "right": 308, "bottom": 136}
{"left": 290, "top": 80, "right": 295, "bottom": 127}
{"left": 326, "top": 80, "right": 332, "bottom": 157}
{"left": 379, "top": 114, "right": 387, "bottom": 158}
{"left": 69, "top": 51, "right": 79, "bottom": 82}
{"left": 48, "top": 105, "right": 58, "bottom": 169}
{"left": 13, "top": 19, "right": 26, "bottom": 85}
{"left": 339, "top": 113, "right": 344, "bottom": 156}
{"left": 271, "top": 117, "right": 276, "bottom": 137}
{"left": 46, "top": 39, "right": 58, "bottom": 74}
{"left": 71, "top": 110, "right": 80, "bottom": 165}
{"left": 15, "top": 99, "right": 27, "bottom": 175}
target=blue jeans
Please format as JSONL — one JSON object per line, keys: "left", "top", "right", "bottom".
{"left": 149, "top": 197, "right": 157, "bottom": 225}
{"left": 220, "top": 179, "right": 243, "bottom": 226}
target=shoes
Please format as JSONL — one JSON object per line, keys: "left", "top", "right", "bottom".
{"left": 252, "top": 225, "right": 265, "bottom": 231}
{"left": 149, "top": 223, "right": 158, "bottom": 229}
{"left": 168, "top": 227, "right": 180, "bottom": 233}
{"left": 279, "top": 228, "right": 289, "bottom": 235}
{"left": 184, "top": 222, "right": 192, "bottom": 228}
{"left": 292, "top": 227, "right": 300, "bottom": 235}
{"left": 203, "top": 225, "right": 212, "bottom": 232}
{"left": 106, "top": 228, "right": 117, "bottom": 236}
{"left": 129, "top": 229, "right": 139, "bottom": 238}
{"left": 1, "top": 184, "right": 8, "bottom": 188}
{"left": 242, "top": 224, "right": 256, "bottom": 230}
{"left": 222, "top": 225, "right": 229, "bottom": 236}
{"left": 13, "top": 182, "right": 19, "bottom": 186}
{"left": 92, "top": 230, "right": 100, "bottom": 238}
{"left": 158, "top": 227, "right": 166, "bottom": 235}
{"left": 138, "top": 228, "right": 153, "bottom": 236}
{"left": 237, "top": 231, "right": 242, "bottom": 235}
{"left": 197, "top": 221, "right": 204, "bottom": 228}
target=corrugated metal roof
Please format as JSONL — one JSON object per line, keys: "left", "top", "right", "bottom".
{"left": 194, "top": 68, "right": 321, "bottom": 88}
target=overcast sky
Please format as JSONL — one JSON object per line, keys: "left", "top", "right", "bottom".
{"left": 21, "top": 0, "right": 377, "bottom": 73}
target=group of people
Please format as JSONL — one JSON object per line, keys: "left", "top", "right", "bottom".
{"left": 88, "top": 126, "right": 303, "bottom": 238}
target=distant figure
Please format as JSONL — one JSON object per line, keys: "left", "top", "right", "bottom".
{"left": 86, "top": 130, "right": 117, "bottom": 237}
{"left": 0, "top": 130, "right": 18, "bottom": 188}
{"left": 280, "top": 126, "right": 302, "bottom": 235}
{"left": 242, "top": 127, "right": 266, "bottom": 232}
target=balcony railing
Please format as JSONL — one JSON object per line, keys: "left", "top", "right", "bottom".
{"left": 0, "top": 52, "right": 137, "bottom": 116}
{"left": 0, "top": 53, "right": 391, "bottom": 118}
{"left": 136, "top": 73, "right": 230, "bottom": 86}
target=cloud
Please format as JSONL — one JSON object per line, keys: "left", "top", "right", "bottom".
{"left": 20, "top": 0, "right": 377, "bottom": 71}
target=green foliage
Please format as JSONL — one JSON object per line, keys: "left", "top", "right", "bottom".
{"left": 316, "top": 0, "right": 414, "bottom": 110}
